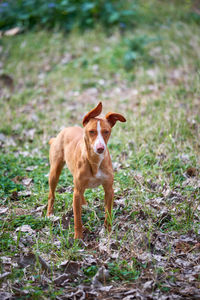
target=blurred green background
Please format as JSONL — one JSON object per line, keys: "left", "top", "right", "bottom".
{"left": 0, "top": 0, "right": 199, "bottom": 33}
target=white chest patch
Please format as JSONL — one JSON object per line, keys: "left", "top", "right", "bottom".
{"left": 87, "top": 170, "right": 108, "bottom": 188}
{"left": 95, "top": 169, "right": 107, "bottom": 179}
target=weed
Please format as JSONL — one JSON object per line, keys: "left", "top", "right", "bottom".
{"left": 123, "top": 35, "right": 156, "bottom": 70}
{"left": 82, "top": 265, "right": 98, "bottom": 278}
{"left": 0, "top": 232, "right": 16, "bottom": 253}
{"left": 108, "top": 260, "right": 140, "bottom": 282}
{"left": 1, "top": 215, "right": 50, "bottom": 231}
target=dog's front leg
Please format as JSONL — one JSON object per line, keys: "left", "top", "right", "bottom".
{"left": 73, "top": 187, "right": 84, "bottom": 239}
{"left": 103, "top": 182, "right": 114, "bottom": 232}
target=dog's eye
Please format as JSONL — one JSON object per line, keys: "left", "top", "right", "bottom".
{"left": 103, "top": 130, "right": 109, "bottom": 135}
{"left": 89, "top": 130, "right": 96, "bottom": 135}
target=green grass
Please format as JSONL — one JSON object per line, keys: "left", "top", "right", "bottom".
{"left": 0, "top": 1, "right": 200, "bottom": 299}
{"left": 108, "top": 260, "right": 141, "bottom": 282}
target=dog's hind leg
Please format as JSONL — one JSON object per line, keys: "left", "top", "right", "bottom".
{"left": 47, "top": 143, "right": 64, "bottom": 216}
{"left": 47, "top": 161, "right": 64, "bottom": 216}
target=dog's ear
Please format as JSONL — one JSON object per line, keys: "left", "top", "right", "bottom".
{"left": 82, "top": 102, "right": 103, "bottom": 127}
{"left": 105, "top": 112, "right": 126, "bottom": 128}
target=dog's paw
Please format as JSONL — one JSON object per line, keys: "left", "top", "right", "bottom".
{"left": 74, "top": 233, "right": 83, "bottom": 239}
{"left": 74, "top": 229, "right": 83, "bottom": 239}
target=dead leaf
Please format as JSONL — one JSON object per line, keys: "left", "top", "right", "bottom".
{"left": 18, "top": 191, "right": 31, "bottom": 197}
{"left": 180, "top": 286, "right": 200, "bottom": 296}
{"left": 16, "top": 225, "right": 35, "bottom": 234}
{"left": 17, "top": 252, "right": 50, "bottom": 272}
{"left": 13, "top": 208, "right": 28, "bottom": 216}
{"left": 175, "top": 258, "right": 192, "bottom": 267}
{"left": 175, "top": 241, "right": 191, "bottom": 253}
{"left": 0, "top": 292, "right": 12, "bottom": 300}
{"left": 1, "top": 257, "right": 12, "bottom": 264}
{"left": 98, "top": 285, "right": 113, "bottom": 292}
{"left": 26, "top": 166, "right": 37, "bottom": 172}
{"left": 142, "top": 280, "right": 154, "bottom": 291}
{"left": 34, "top": 205, "right": 46, "bottom": 212}
{"left": 98, "top": 238, "right": 109, "bottom": 253}
{"left": 92, "top": 266, "right": 109, "bottom": 287}
{"left": 22, "top": 177, "right": 32, "bottom": 186}
{"left": 47, "top": 215, "right": 60, "bottom": 222}
{"left": 17, "top": 253, "right": 36, "bottom": 268}
{"left": 0, "top": 207, "right": 8, "bottom": 215}
{"left": 54, "top": 274, "right": 70, "bottom": 286}
{"left": 23, "top": 128, "right": 36, "bottom": 141}
{"left": 38, "top": 255, "right": 51, "bottom": 272}
{"left": 4, "top": 27, "right": 21, "bottom": 36}
{"left": 64, "top": 261, "right": 80, "bottom": 274}
{"left": 186, "top": 167, "right": 197, "bottom": 177}
{"left": 31, "top": 205, "right": 46, "bottom": 217}
{"left": 11, "top": 176, "right": 21, "bottom": 184}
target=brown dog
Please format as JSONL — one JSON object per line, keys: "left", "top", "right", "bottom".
{"left": 47, "top": 102, "right": 126, "bottom": 239}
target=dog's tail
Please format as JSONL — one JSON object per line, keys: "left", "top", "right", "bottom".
{"left": 49, "top": 137, "right": 55, "bottom": 145}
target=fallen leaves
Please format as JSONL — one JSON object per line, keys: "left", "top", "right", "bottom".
{"left": 186, "top": 167, "right": 198, "bottom": 177}
{"left": 0, "top": 272, "right": 11, "bottom": 280}
{"left": 0, "top": 207, "right": 8, "bottom": 215}
{"left": 92, "top": 266, "right": 110, "bottom": 288}
{"left": 2, "top": 172, "right": 200, "bottom": 299}
{"left": 21, "top": 177, "right": 32, "bottom": 186}
{"left": 175, "top": 241, "right": 200, "bottom": 254}
{"left": 0, "top": 292, "right": 12, "bottom": 300}
{"left": 16, "top": 224, "right": 35, "bottom": 234}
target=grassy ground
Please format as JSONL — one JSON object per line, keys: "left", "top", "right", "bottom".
{"left": 0, "top": 3, "right": 200, "bottom": 299}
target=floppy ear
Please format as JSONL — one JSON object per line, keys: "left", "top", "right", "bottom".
{"left": 82, "top": 102, "right": 103, "bottom": 127}
{"left": 105, "top": 112, "right": 126, "bottom": 128}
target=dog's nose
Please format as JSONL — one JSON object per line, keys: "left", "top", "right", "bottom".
{"left": 97, "top": 146, "right": 105, "bottom": 154}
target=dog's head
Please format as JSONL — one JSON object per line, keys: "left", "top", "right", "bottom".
{"left": 83, "top": 102, "right": 126, "bottom": 155}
